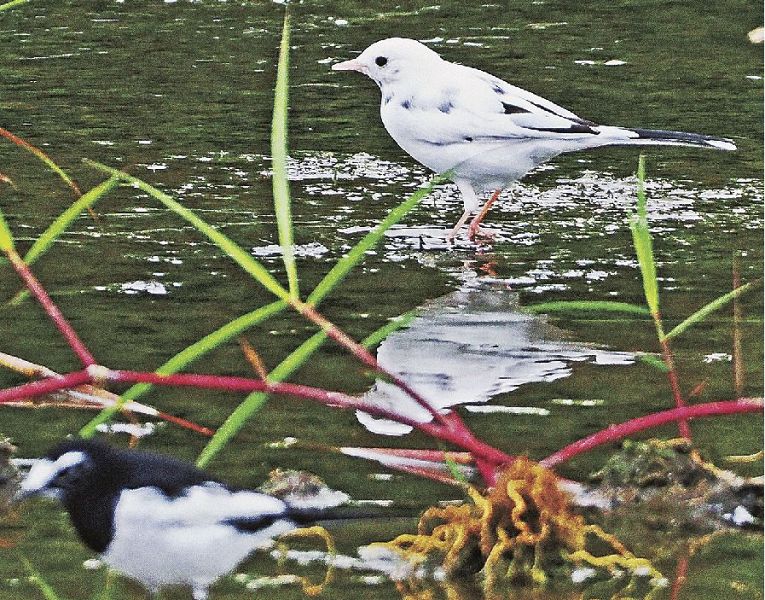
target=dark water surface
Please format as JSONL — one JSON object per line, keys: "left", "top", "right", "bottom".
{"left": 0, "top": 1, "right": 762, "bottom": 599}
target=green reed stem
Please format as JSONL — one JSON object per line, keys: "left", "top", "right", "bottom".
{"left": 629, "top": 155, "right": 690, "bottom": 440}
{"left": 79, "top": 301, "right": 287, "bottom": 438}
{"left": 271, "top": 9, "right": 299, "bottom": 300}
{"left": 525, "top": 300, "right": 649, "bottom": 316}
{"left": 0, "top": 127, "right": 81, "bottom": 198}
{"left": 18, "top": 554, "right": 64, "bottom": 600}
{"left": 662, "top": 281, "right": 756, "bottom": 342}
{"left": 0, "top": 0, "right": 29, "bottom": 11}
{"left": 0, "top": 208, "right": 14, "bottom": 251}
{"left": 8, "top": 177, "right": 120, "bottom": 306}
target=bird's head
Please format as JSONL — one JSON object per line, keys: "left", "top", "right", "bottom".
{"left": 332, "top": 38, "right": 442, "bottom": 88}
{"left": 16, "top": 440, "right": 103, "bottom": 502}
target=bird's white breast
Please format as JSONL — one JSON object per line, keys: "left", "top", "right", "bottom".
{"left": 102, "top": 485, "right": 295, "bottom": 592}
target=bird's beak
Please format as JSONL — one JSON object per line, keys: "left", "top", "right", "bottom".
{"left": 13, "top": 458, "right": 55, "bottom": 502}
{"left": 332, "top": 59, "right": 365, "bottom": 73}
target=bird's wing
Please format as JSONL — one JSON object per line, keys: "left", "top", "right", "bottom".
{"left": 463, "top": 66, "right": 587, "bottom": 122}
{"left": 116, "top": 484, "right": 290, "bottom": 530}
{"left": 399, "top": 63, "right": 602, "bottom": 145}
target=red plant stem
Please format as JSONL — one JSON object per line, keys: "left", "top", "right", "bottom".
{"left": 0, "top": 126, "right": 82, "bottom": 197}
{"left": 113, "top": 370, "right": 513, "bottom": 469}
{"left": 0, "top": 369, "right": 432, "bottom": 435}
{"left": 153, "top": 411, "right": 215, "bottom": 437}
{"left": 4, "top": 368, "right": 757, "bottom": 485}
{"left": 670, "top": 555, "right": 689, "bottom": 600}
{"left": 540, "top": 398, "right": 762, "bottom": 468}
{"left": 0, "top": 367, "right": 510, "bottom": 472}
{"left": 0, "top": 370, "right": 93, "bottom": 404}
{"left": 296, "top": 302, "right": 452, "bottom": 427}
{"left": 111, "top": 369, "right": 436, "bottom": 429}
{"left": 5, "top": 249, "right": 97, "bottom": 367}
{"left": 659, "top": 333, "right": 692, "bottom": 441}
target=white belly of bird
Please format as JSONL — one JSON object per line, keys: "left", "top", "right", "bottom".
{"left": 383, "top": 119, "right": 586, "bottom": 192}
{"left": 102, "top": 486, "right": 295, "bottom": 593}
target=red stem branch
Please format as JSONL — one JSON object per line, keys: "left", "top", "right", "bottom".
{"left": 659, "top": 333, "right": 692, "bottom": 440}
{"left": 0, "top": 367, "right": 511, "bottom": 473}
{"left": 670, "top": 555, "right": 689, "bottom": 600}
{"left": 296, "top": 303, "right": 452, "bottom": 427}
{"left": 5, "top": 249, "right": 97, "bottom": 367}
{"left": 153, "top": 411, "right": 215, "bottom": 437}
{"left": 113, "top": 369, "right": 513, "bottom": 468}
{"left": 1, "top": 366, "right": 760, "bottom": 486}
{"left": 0, "top": 370, "right": 93, "bottom": 404}
{"left": 540, "top": 398, "right": 762, "bottom": 468}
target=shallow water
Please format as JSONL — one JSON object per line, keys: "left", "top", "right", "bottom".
{"left": 0, "top": 1, "right": 762, "bottom": 599}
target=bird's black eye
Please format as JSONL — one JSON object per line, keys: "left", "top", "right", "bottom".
{"left": 375, "top": 56, "right": 388, "bottom": 67}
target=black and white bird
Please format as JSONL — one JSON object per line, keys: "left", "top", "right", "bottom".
{"left": 332, "top": 38, "right": 736, "bottom": 241}
{"left": 17, "top": 440, "right": 350, "bottom": 599}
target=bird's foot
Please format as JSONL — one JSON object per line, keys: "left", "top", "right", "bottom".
{"left": 467, "top": 224, "right": 495, "bottom": 243}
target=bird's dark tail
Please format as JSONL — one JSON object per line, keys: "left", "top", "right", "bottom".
{"left": 288, "top": 505, "right": 419, "bottom": 526}
{"left": 625, "top": 127, "right": 737, "bottom": 151}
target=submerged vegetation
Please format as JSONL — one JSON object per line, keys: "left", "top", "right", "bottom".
{"left": 381, "top": 457, "right": 665, "bottom": 598}
{"left": 0, "top": 2, "right": 761, "bottom": 600}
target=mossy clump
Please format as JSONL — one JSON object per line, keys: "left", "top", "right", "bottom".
{"left": 378, "top": 457, "right": 664, "bottom": 597}
{"left": 590, "top": 438, "right": 762, "bottom": 536}
{"left": 590, "top": 438, "right": 713, "bottom": 489}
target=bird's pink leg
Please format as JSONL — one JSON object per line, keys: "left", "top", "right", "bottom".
{"left": 468, "top": 189, "right": 502, "bottom": 241}
{"left": 447, "top": 209, "right": 472, "bottom": 244}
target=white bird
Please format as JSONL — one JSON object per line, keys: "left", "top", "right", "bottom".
{"left": 332, "top": 38, "right": 736, "bottom": 241}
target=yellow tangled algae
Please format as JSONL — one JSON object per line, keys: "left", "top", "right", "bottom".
{"left": 379, "top": 458, "right": 664, "bottom": 597}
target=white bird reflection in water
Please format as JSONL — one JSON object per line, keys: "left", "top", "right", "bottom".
{"left": 358, "top": 283, "right": 633, "bottom": 435}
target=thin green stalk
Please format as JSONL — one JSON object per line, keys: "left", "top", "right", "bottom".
{"left": 271, "top": 9, "right": 299, "bottom": 299}
{"left": 25, "top": 177, "right": 119, "bottom": 265}
{"left": 198, "top": 308, "right": 421, "bottom": 467}
{"left": 18, "top": 554, "right": 64, "bottom": 600}
{"left": 639, "top": 353, "right": 671, "bottom": 372}
{"left": 79, "top": 301, "right": 287, "bottom": 438}
{"left": 307, "top": 172, "right": 451, "bottom": 305}
{"left": 197, "top": 328, "right": 328, "bottom": 467}
{"left": 732, "top": 253, "right": 744, "bottom": 396}
{"left": 85, "top": 159, "right": 291, "bottom": 301}
{"left": 0, "top": 208, "right": 14, "bottom": 251}
{"left": 524, "top": 300, "right": 649, "bottom": 316}
{"left": 630, "top": 155, "right": 689, "bottom": 440}
{"left": 0, "top": 0, "right": 30, "bottom": 13}
{"left": 361, "top": 311, "right": 417, "bottom": 348}
{"left": 8, "top": 177, "right": 121, "bottom": 306}
{"left": 662, "top": 281, "right": 756, "bottom": 342}
{"left": 629, "top": 155, "right": 660, "bottom": 317}
{"left": 83, "top": 166, "right": 448, "bottom": 312}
